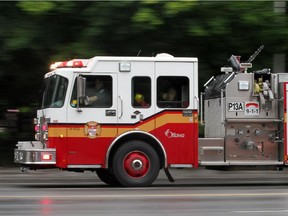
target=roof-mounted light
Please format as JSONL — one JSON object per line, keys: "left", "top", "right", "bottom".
{"left": 66, "top": 60, "right": 84, "bottom": 67}
{"left": 50, "top": 62, "right": 64, "bottom": 70}
{"left": 240, "top": 63, "right": 252, "bottom": 73}
{"left": 221, "top": 67, "right": 233, "bottom": 73}
{"left": 50, "top": 59, "right": 87, "bottom": 70}
{"left": 119, "top": 62, "right": 131, "bottom": 72}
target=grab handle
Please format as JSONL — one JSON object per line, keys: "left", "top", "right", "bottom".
{"left": 118, "top": 96, "right": 123, "bottom": 118}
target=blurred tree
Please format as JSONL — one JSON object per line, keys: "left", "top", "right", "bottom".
{"left": 0, "top": 0, "right": 287, "bottom": 111}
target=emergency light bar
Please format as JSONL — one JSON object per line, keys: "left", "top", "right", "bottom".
{"left": 50, "top": 59, "right": 88, "bottom": 70}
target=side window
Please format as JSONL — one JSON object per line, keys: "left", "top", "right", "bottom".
{"left": 132, "top": 76, "right": 151, "bottom": 108}
{"left": 157, "top": 76, "right": 189, "bottom": 108}
{"left": 71, "top": 75, "right": 112, "bottom": 108}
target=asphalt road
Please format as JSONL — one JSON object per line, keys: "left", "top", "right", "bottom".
{"left": 1, "top": 167, "right": 288, "bottom": 216}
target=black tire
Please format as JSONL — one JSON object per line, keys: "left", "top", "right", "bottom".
{"left": 112, "top": 140, "right": 160, "bottom": 187}
{"left": 96, "top": 168, "right": 120, "bottom": 186}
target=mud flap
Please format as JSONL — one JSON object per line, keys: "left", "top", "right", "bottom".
{"left": 164, "top": 168, "right": 175, "bottom": 182}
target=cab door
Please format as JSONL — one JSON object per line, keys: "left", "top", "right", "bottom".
{"left": 66, "top": 73, "right": 118, "bottom": 167}
{"left": 117, "top": 61, "right": 155, "bottom": 134}
{"left": 154, "top": 61, "right": 197, "bottom": 166}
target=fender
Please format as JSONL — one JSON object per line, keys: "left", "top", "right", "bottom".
{"left": 105, "top": 130, "right": 167, "bottom": 168}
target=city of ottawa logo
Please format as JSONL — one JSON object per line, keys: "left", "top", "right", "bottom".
{"left": 165, "top": 129, "right": 185, "bottom": 138}
{"left": 84, "top": 121, "right": 101, "bottom": 138}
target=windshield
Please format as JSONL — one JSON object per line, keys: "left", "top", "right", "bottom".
{"left": 41, "top": 74, "right": 68, "bottom": 108}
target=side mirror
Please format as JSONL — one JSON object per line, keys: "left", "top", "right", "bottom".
{"left": 76, "top": 76, "right": 86, "bottom": 112}
{"left": 77, "top": 76, "right": 86, "bottom": 98}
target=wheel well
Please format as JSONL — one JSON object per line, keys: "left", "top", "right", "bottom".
{"left": 107, "top": 132, "right": 165, "bottom": 170}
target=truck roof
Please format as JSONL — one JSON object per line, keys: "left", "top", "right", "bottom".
{"left": 47, "top": 53, "right": 198, "bottom": 78}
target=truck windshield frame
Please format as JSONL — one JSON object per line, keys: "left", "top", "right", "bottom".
{"left": 41, "top": 74, "right": 68, "bottom": 109}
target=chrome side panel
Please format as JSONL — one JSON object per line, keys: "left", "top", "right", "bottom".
{"left": 202, "top": 72, "right": 285, "bottom": 166}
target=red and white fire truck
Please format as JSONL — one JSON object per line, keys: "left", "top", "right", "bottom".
{"left": 14, "top": 48, "right": 288, "bottom": 186}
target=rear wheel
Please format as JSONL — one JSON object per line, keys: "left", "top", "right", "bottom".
{"left": 112, "top": 141, "right": 160, "bottom": 187}
{"left": 96, "top": 168, "right": 120, "bottom": 186}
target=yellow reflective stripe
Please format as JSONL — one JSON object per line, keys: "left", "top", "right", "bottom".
{"left": 48, "top": 112, "right": 198, "bottom": 138}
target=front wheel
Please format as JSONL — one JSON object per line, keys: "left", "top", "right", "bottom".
{"left": 96, "top": 168, "right": 120, "bottom": 186}
{"left": 113, "top": 141, "right": 160, "bottom": 187}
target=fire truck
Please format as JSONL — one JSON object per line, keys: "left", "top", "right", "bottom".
{"left": 14, "top": 48, "right": 288, "bottom": 186}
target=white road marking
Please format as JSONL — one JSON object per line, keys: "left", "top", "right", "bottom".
{"left": 1, "top": 192, "right": 288, "bottom": 199}
{"left": 234, "top": 209, "right": 288, "bottom": 213}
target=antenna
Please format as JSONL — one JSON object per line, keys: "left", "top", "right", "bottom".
{"left": 137, "top": 50, "right": 142, "bottom": 56}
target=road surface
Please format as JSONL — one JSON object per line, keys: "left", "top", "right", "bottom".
{"left": 1, "top": 167, "right": 288, "bottom": 215}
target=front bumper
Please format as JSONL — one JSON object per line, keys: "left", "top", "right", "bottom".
{"left": 14, "top": 141, "right": 56, "bottom": 165}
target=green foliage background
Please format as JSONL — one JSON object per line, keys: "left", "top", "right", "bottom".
{"left": 0, "top": 1, "right": 287, "bottom": 111}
